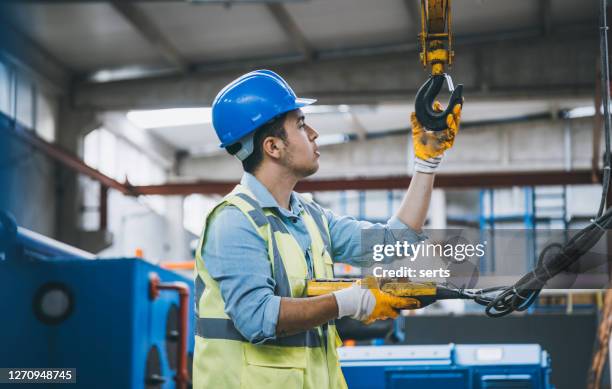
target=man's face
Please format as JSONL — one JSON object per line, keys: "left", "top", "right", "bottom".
{"left": 280, "top": 109, "right": 320, "bottom": 178}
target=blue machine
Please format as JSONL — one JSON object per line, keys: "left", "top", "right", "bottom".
{"left": 339, "top": 344, "right": 553, "bottom": 389}
{"left": 0, "top": 213, "right": 195, "bottom": 388}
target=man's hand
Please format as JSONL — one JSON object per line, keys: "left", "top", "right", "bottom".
{"left": 411, "top": 101, "right": 462, "bottom": 174}
{"left": 333, "top": 277, "right": 418, "bottom": 324}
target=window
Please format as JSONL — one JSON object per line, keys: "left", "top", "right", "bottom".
{"left": 84, "top": 127, "right": 117, "bottom": 178}
{"left": 15, "top": 74, "right": 34, "bottom": 128}
{"left": 0, "top": 62, "right": 9, "bottom": 116}
{"left": 0, "top": 59, "right": 56, "bottom": 140}
{"left": 35, "top": 92, "right": 56, "bottom": 142}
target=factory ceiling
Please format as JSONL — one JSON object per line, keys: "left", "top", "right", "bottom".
{"left": 2, "top": 0, "right": 597, "bottom": 83}
{"left": 0, "top": 0, "right": 601, "bottom": 159}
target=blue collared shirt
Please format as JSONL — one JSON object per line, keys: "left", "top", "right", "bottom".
{"left": 201, "top": 173, "right": 425, "bottom": 344}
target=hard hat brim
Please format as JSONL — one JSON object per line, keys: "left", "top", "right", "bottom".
{"left": 294, "top": 97, "right": 317, "bottom": 107}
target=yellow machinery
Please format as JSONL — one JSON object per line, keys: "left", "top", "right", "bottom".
{"left": 418, "top": 0, "right": 454, "bottom": 75}
{"left": 414, "top": 0, "right": 463, "bottom": 131}
{"left": 306, "top": 278, "right": 468, "bottom": 310}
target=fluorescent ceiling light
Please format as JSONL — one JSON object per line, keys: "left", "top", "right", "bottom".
{"left": 317, "top": 134, "right": 350, "bottom": 146}
{"left": 564, "top": 106, "right": 595, "bottom": 119}
{"left": 127, "top": 108, "right": 212, "bottom": 129}
{"left": 89, "top": 65, "right": 176, "bottom": 83}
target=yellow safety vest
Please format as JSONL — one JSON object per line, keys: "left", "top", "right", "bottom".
{"left": 193, "top": 184, "right": 348, "bottom": 389}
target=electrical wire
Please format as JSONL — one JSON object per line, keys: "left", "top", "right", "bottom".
{"left": 456, "top": 206, "right": 612, "bottom": 317}
{"left": 598, "top": 0, "right": 612, "bottom": 217}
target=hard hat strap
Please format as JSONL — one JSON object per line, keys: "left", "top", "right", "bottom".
{"left": 230, "top": 132, "right": 255, "bottom": 161}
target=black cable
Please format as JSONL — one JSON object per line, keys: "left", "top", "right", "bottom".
{"left": 598, "top": 0, "right": 612, "bottom": 217}
{"left": 446, "top": 0, "right": 612, "bottom": 318}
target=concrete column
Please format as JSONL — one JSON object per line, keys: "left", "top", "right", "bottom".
{"left": 164, "top": 195, "right": 191, "bottom": 261}
{"left": 54, "top": 100, "right": 103, "bottom": 249}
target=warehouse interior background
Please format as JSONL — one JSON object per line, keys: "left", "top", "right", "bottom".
{"left": 0, "top": 0, "right": 608, "bottom": 388}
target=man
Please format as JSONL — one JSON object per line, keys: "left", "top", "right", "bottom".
{"left": 193, "top": 69, "right": 461, "bottom": 388}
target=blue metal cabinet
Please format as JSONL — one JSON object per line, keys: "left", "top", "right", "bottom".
{"left": 339, "top": 344, "right": 553, "bottom": 389}
{"left": 0, "top": 256, "right": 194, "bottom": 389}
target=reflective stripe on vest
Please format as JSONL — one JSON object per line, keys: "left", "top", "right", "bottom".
{"left": 195, "top": 317, "right": 327, "bottom": 348}
{"left": 234, "top": 192, "right": 293, "bottom": 298}
{"left": 293, "top": 196, "right": 334, "bottom": 356}
{"left": 194, "top": 274, "right": 205, "bottom": 316}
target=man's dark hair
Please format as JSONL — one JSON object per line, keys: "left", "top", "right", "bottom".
{"left": 227, "top": 113, "right": 288, "bottom": 174}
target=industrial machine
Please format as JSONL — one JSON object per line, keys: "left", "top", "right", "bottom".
{"left": 339, "top": 344, "right": 553, "bottom": 389}
{"left": 0, "top": 212, "right": 194, "bottom": 389}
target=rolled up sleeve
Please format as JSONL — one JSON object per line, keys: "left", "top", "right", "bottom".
{"left": 201, "top": 206, "right": 280, "bottom": 344}
{"left": 323, "top": 208, "right": 427, "bottom": 267}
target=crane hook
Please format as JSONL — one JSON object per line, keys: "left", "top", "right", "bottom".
{"left": 414, "top": 74, "right": 463, "bottom": 131}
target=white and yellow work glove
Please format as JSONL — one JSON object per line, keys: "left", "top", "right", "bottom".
{"left": 411, "top": 101, "right": 462, "bottom": 174}
{"left": 333, "top": 277, "right": 414, "bottom": 325}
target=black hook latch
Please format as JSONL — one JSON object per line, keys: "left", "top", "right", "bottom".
{"left": 414, "top": 74, "right": 463, "bottom": 131}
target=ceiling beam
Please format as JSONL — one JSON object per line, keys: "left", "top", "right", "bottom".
{"left": 100, "top": 112, "right": 176, "bottom": 169}
{"left": 132, "top": 170, "right": 599, "bottom": 195}
{"left": 80, "top": 22, "right": 593, "bottom": 86}
{"left": 73, "top": 26, "right": 598, "bottom": 110}
{"left": 265, "top": 2, "right": 314, "bottom": 60}
{"left": 109, "top": 1, "right": 188, "bottom": 72}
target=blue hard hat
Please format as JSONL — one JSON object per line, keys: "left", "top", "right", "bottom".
{"left": 212, "top": 70, "right": 316, "bottom": 149}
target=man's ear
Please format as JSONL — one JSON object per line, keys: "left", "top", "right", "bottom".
{"left": 262, "top": 136, "right": 283, "bottom": 160}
